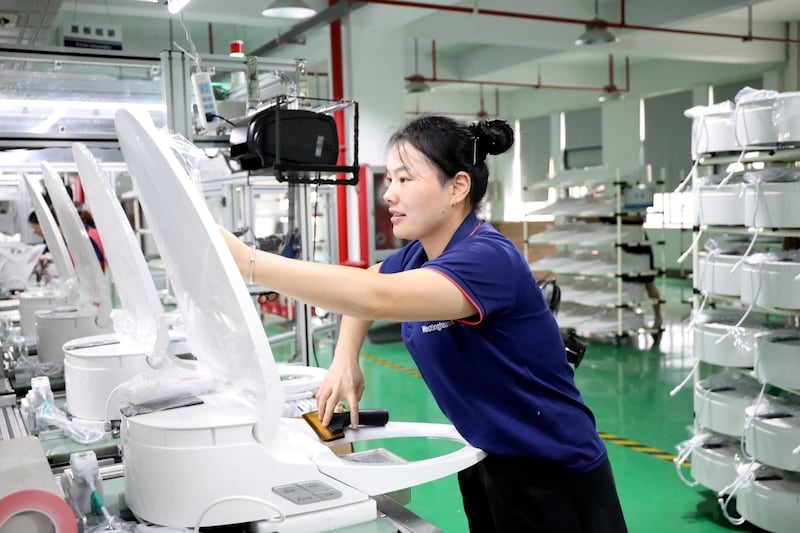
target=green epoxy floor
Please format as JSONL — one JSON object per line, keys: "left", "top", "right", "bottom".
{"left": 294, "top": 279, "right": 772, "bottom": 533}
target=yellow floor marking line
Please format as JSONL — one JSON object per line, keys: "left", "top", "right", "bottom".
{"left": 361, "top": 352, "right": 421, "bottom": 378}
{"left": 598, "top": 431, "right": 688, "bottom": 466}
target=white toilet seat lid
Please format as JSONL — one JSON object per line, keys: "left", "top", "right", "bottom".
{"left": 114, "top": 109, "right": 283, "bottom": 441}
{"left": 41, "top": 161, "right": 111, "bottom": 325}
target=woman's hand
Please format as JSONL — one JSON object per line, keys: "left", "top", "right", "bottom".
{"left": 316, "top": 352, "right": 365, "bottom": 428}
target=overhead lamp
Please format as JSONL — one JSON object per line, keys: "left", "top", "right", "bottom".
{"left": 575, "top": 0, "right": 618, "bottom": 45}
{"left": 261, "top": 0, "right": 316, "bottom": 19}
{"left": 405, "top": 38, "right": 431, "bottom": 94}
{"left": 598, "top": 85, "right": 624, "bottom": 102}
{"left": 406, "top": 74, "right": 430, "bottom": 94}
{"left": 166, "top": 0, "right": 192, "bottom": 14}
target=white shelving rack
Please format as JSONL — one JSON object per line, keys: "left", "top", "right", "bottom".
{"left": 528, "top": 165, "right": 665, "bottom": 343}
{"left": 678, "top": 96, "right": 800, "bottom": 533}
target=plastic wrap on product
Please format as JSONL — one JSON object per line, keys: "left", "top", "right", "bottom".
{"left": 774, "top": 91, "right": 800, "bottom": 143}
{"left": 684, "top": 101, "right": 739, "bottom": 156}
{"left": 733, "top": 87, "right": 780, "bottom": 147}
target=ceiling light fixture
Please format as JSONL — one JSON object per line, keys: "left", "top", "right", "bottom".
{"left": 406, "top": 38, "right": 431, "bottom": 94}
{"left": 575, "top": 0, "right": 618, "bottom": 46}
{"left": 166, "top": 0, "right": 192, "bottom": 14}
{"left": 261, "top": 0, "right": 317, "bottom": 19}
{"left": 598, "top": 85, "right": 624, "bottom": 102}
{"left": 598, "top": 55, "right": 626, "bottom": 102}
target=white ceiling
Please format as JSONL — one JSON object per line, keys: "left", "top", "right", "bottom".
{"left": 2, "top": 0, "right": 799, "bottom": 107}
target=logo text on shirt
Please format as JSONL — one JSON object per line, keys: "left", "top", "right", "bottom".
{"left": 421, "top": 320, "right": 454, "bottom": 333}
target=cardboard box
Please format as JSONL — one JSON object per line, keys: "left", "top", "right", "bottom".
{"left": 490, "top": 221, "right": 556, "bottom": 264}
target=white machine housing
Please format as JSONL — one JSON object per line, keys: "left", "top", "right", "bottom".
{"left": 115, "top": 109, "right": 484, "bottom": 530}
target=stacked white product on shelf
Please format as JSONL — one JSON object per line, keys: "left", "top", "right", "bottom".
{"left": 35, "top": 163, "right": 113, "bottom": 364}
{"left": 754, "top": 331, "right": 800, "bottom": 392}
{"left": 536, "top": 249, "right": 652, "bottom": 277}
{"left": 17, "top": 174, "right": 78, "bottom": 339}
{"left": 734, "top": 89, "right": 781, "bottom": 147}
{"left": 529, "top": 165, "right": 647, "bottom": 190}
{"left": 682, "top": 86, "right": 800, "bottom": 532}
{"left": 558, "top": 277, "right": 645, "bottom": 308}
{"left": 529, "top": 165, "right": 659, "bottom": 339}
{"left": 739, "top": 397, "right": 800, "bottom": 531}
{"left": 740, "top": 251, "right": 800, "bottom": 311}
{"left": 686, "top": 88, "right": 800, "bottom": 158}
{"left": 742, "top": 168, "right": 800, "bottom": 229}
{"left": 735, "top": 464, "right": 800, "bottom": 533}
{"left": 677, "top": 433, "right": 741, "bottom": 493}
{"left": 773, "top": 91, "right": 800, "bottom": 143}
{"left": 692, "top": 311, "right": 776, "bottom": 368}
{"left": 695, "top": 238, "right": 754, "bottom": 298}
{"left": 695, "top": 173, "right": 746, "bottom": 226}
{"left": 733, "top": 88, "right": 800, "bottom": 148}
{"left": 744, "top": 396, "right": 800, "bottom": 473}
{"left": 684, "top": 101, "right": 740, "bottom": 158}
{"left": 529, "top": 222, "right": 643, "bottom": 247}
{"left": 693, "top": 374, "right": 765, "bottom": 438}
{"left": 531, "top": 196, "right": 616, "bottom": 217}
{"left": 114, "top": 109, "right": 484, "bottom": 530}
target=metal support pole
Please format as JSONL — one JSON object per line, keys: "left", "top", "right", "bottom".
{"left": 294, "top": 184, "right": 315, "bottom": 366}
{"left": 160, "top": 50, "right": 192, "bottom": 139}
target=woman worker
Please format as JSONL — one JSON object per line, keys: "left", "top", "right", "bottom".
{"left": 222, "top": 116, "right": 627, "bottom": 532}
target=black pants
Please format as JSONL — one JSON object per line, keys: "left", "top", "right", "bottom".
{"left": 458, "top": 455, "right": 628, "bottom": 533}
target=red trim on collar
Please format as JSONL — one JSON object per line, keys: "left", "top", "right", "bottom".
{"left": 468, "top": 220, "right": 483, "bottom": 237}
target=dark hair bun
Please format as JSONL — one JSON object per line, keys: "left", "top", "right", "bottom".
{"left": 470, "top": 119, "right": 514, "bottom": 158}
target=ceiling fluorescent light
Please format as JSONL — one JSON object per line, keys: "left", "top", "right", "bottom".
{"left": 262, "top": 0, "right": 317, "bottom": 19}
{"left": 167, "top": 0, "right": 192, "bottom": 14}
{"left": 575, "top": 0, "right": 618, "bottom": 46}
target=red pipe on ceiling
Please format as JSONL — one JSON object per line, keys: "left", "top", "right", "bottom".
{"left": 409, "top": 40, "right": 630, "bottom": 95}
{"left": 357, "top": 0, "right": 800, "bottom": 44}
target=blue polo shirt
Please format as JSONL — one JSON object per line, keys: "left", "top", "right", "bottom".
{"left": 379, "top": 213, "right": 607, "bottom": 472}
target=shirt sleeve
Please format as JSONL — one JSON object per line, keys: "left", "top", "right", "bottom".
{"left": 425, "top": 237, "right": 520, "bottom": 321}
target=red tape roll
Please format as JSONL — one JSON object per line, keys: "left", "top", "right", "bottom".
{"left": 0, "top": 489, "right": 77, "bottom": 533}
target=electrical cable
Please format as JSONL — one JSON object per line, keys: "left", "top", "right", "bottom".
{"left": 310, "top": 181, "right": 320, "bottom": 367}
{"left": 176, "top": 11, "right": 201, "bottom": 73}
{"left": 207, "top": 113, "right": 237, "bottom": 127}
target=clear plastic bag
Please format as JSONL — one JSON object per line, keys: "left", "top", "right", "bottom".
{"left": 116, "top": 363, "right": 220, "bottom": 406}
{"left": 36, "top": 401, "right": 107, "bottom": 444}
